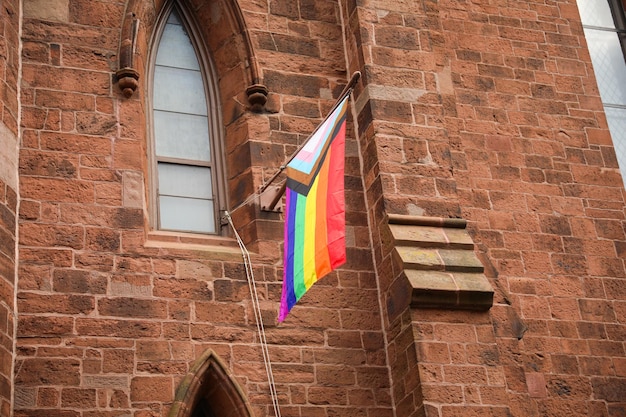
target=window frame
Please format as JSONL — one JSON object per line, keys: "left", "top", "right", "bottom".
{"left": 578, "top": 0, "right": 626, "bottom": 187}
{"left": 610, "top": 0, "right": 626, "bottom": 59}
{"left": 146, "top": 0, "right": 228, "bottom": 236}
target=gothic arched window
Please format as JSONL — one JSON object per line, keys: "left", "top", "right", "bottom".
{"left": 149, "top": 4, "right": 226, "bottom": 235}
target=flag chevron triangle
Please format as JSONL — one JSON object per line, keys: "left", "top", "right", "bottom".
{"left": 284, "top": 100, "right": 348, "bottom": 196}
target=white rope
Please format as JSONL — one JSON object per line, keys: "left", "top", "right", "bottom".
{"left": 225, "top": 211, "right": 282, "bottom": 417}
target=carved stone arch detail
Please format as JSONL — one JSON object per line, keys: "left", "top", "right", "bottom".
{"left": 168, "top": 349, "right": 255, "bottom": 417}
{"left": 116, "top": 0, "right": 267, "bottom": 110}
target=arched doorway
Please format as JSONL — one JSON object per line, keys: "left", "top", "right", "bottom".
{"left": 168, "top": 349, "right": 254, "bottom": 417}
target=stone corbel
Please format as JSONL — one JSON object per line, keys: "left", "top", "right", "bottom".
{"left": 246, "top": 83, "right": 269, "bottom": 112}
{"left": 116, "top": 13, "right": 140, "bottom": 98}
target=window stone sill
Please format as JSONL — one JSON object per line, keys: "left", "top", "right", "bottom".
{"left": 145, "top": 231, "right": 243, "bottom": 260}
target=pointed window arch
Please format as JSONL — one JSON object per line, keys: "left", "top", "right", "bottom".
{"left": 149, "top": 2, "right": 227, "bottom": 235}
{"left": 168, "top": 350, "right": 254, "bottom": 417}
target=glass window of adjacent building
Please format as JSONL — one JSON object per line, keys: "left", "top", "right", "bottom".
{"left": 149, "top": 4, "right": 226, "bottom": 234}
{"left": 577, "top": 0, "right": 626, "bottom": 187}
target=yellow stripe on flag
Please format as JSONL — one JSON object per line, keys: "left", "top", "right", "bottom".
{"left": 302, "top": 176, "right": 319, "bottom": 291}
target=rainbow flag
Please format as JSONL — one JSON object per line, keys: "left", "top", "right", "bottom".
{"left": 278, "top": 96, "right": 349, "bottom": 322}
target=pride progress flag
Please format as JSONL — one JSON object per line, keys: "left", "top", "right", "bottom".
{"left": 278, "top": 95, "right": 349, "bottom": 322}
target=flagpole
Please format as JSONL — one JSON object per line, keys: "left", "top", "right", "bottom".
{"left": 259, "top": 71, "right": 361, "bottom": 194}
{"left": 224, "top": 71, "right": 361, "bottom": 218}
{"left": 265, "top": 181, "right": 287, "bottom": 212}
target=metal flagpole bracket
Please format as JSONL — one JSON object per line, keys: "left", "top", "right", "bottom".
{"left": 258, "top": 72, "right": 361, "bottom": 193}
{"left": 260, "top": 183, "right": 285, "bottom": 212}
{"left": 257, "top": 71, "right": 361, "bottom": 214}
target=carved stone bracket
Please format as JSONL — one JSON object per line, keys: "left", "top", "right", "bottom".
{"left": 116, "top": 67, "right": 139, "bottom": 98}
{"left": 246, "top": 83, "right": 269, "bottom": 112}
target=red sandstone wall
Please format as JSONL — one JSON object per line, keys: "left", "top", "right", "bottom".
{"left": 9, "top": 0, "right": 626, "bottom": 416}
{"left": 0, "top": 176, "right": 16, "bottom": 417}
{"left": 14, "top": 1, "right": 391, "bottom": 416}
{"left": 0, "top": 0, "right": 20, "bottom": 414}
{"left": 446, "top": 1, "right": 626, "bottom": 415}
{"left": 341, "top": 0, "right": 626, "bottom": 415}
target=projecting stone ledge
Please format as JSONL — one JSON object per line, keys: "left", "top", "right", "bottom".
{"left": 389, "top": 214, "right": 494, "bottom": 311}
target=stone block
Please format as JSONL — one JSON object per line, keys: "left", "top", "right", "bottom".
{"left": 396, "top": 247, "right": 443, "bottom": 270}
{"left": 23, "top": 0, "right": 69, "bottom": 21}
{"left": 389, "top": 224, "right": 448, "bottom": 247}
{"left": 438, "top": 249, "right": 484, "bottom": 272}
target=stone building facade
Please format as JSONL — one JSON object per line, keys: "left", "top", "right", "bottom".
{"left": 0, "top": 0, "right": 624, "bottom": 416}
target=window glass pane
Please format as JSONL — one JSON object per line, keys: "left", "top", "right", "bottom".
{"left": 153, "top": 66, "right": 208, "bottom": 115}
{"left": 156, "top": 10, "right": 200, "bottom": 70}
{"left": 584, "top": 28, "right": 626, "bottom": 105}
{"left": 577, "top": 0, "right": 616, "bottom": 28}
{"left": 605, "top": 107, "right": 626, "bottom": 187}
{"left": 160, "top": 196, "right": 215, "bottom": 233}
{"left": 154, "top": 110, "right": 211, "bottom": 162}
{"left": 158, "top": 163, "right": 213, "bottom": 199}
{"left": 152, "top": 6, "right": 220, "bottom": 235}
{"left": 167, "top": 9, "right": 182, "bottom": 25}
